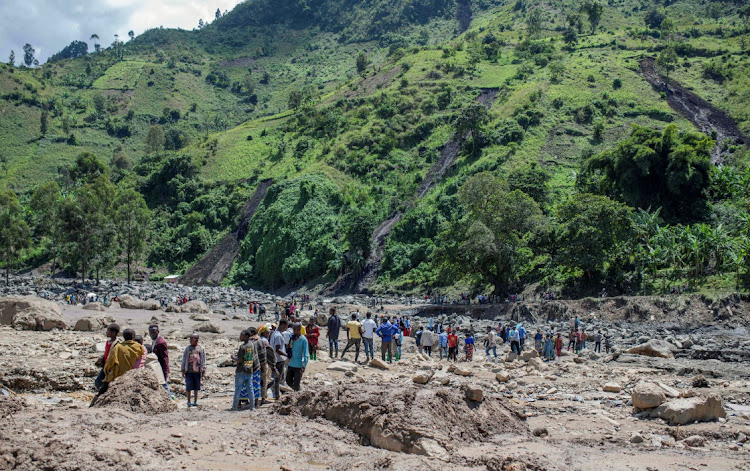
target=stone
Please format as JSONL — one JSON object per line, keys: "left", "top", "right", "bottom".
{"left": 528, "top": 358, "right": 545, "bottom": 370}
{"left": 327, "top": 361, "right": 358, "bottom": 373}
{"left": 82, "top": 302, "right": 105, "bottom": 311}
{"left": 0, "top": 296, "right": 66, "bottom": 331}
{"left": 532, "top": 427, "right": 548, "bottom": 437}
{"left": 189, "top": 313, "right": 210, "bottom": 321}
{"left": 167, "top": 300, "right": 210, "bottom": 314}
{"left": 505, "top": 352, "right": 519, "bottom": 362}
{"left": 118, "top": 295, "right": 160, "bottom": 311}
{"left": 412, "top": 371, "right": 433, "bottom": 384}
{"left": 73, "top": 314, "right": 115, "bottom": 332}
{"left": 629, "top": 433, "right": 644, "bottom": 444}
{"left": 682, "top": 435, "right": 705, "bottom": 447}
{"left": 626, "top": 339, "right": 675, "bottom": 359}
{"left": 496, "top": 371, "right": 511, "bottom": 382}
{"left": 433, "top": 372, "right": 451, "bottom": 385}
{"left": 370, "top": 358, "right": 389, "bottom": 370}
{"left": 657, "top": 382, "right": 680, "bottom": 398}
{"left": 651, "top": 394, "right": 726, "bottom": 425}
{"left": 520, "top": 350, "right": 538, "bottom": 361}
{"left": 632, "top": 382, "right": 666, "bottom": 410}
{"left": 454, "top": 367, "right": 473, "bottom": 377}
{"left": 603, "top": 382, "right": 622, "bottom": 393}
{"left": 193, "top": 322, "right": 223, "bottom": 334}
{"left": 692, "top": 375, "right": 709, "bottom": 388}
{"left": 464, "top": 384, "right": 484, "bottom": 402}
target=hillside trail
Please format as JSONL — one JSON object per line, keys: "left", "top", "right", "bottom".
{"left": 328, "top": 88, "right": 500, "bottom": 294}
{"left": 639, "top": 58, "right": 748, "bottom": 164}
{"left": 181, "top": 179, "right": 273, "bottom": 286}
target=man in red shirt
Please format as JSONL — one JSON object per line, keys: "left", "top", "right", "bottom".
{"left": 94, "top": 323, "right": 120, "bottom": 391}
{"left": 447, "top": 330, "right": 458, "bottom": 362}
{"left": 149, "top": 325, "right": 170, "bottom": 390}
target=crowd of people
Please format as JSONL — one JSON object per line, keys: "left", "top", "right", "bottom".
{"left": 88, "top": 300, "right": 614, "bottom": 411}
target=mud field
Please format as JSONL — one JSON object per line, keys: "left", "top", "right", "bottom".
{"left": 1, "top": 292, "right": 749, "bottom": 471}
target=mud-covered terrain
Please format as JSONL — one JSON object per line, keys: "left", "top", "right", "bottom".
{"left": 1, "top": 284, "right": 749, "bottom": 471}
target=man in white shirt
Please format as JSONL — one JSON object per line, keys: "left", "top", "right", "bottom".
{"left": 361, "top": 312, "right": 377, "bottom": 362}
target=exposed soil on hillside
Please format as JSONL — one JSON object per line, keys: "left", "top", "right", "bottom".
{"left": 181, "top": 179, "right": 272, "bottom": 286}
{"left": 639, "top": 58, "right": 748, "bottom": 163}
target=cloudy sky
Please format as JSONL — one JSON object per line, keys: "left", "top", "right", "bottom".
{"left": 0, "top": 0, "right": 244, "bottom": 64}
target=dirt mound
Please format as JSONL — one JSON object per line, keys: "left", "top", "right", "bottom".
{"left": 275, "top": 383, "right": 526, "bottom": 457}
{"left": 93, "top": 368, "right": 176, "bottom": 414}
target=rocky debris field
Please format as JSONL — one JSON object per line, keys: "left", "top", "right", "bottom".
{"left": 0, "top": 281, "right": 749, "bottom": 470}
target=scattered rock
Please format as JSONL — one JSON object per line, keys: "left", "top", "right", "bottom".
{"left": 632, "top": 382, "right": 666, "bottom": 410}
{"left": 167, "top": 300, "right": 210, "bottom": 314}
{"left": 626, "top": 339, "right": 675, "bottom": 359}
{"left": 657, "top": 382, "right": 680, "bottom": 398}
{"left": 464, "top": 384, "right": 484, "bottom": 402}
{"left": 532, "top": 427, "right": 548, "bottom": 437}
{"left": 81, "top": 302, "right": 105, "bottom": 312}
{"left": 193, "top": 322, "right": 223, "bottom": 334}
{"left": 327, "top": 362, "right": 358, "bottom": 373}
{"left": 520, "top": 350, "right": 538, "bottom": 361}
{"left": 692, "top": 375, "right": 709, "bottom": 388}
{"left": 370, "top": 358, "right": 389, "bottom": 370}
{"left": 629, "top": 433, "right": 644, "bottom": 443}
{"left": 682, "top": 435, "right": 705, "bottom": 447}
{"left": 651, "top": 393, "right": 726, "bottom": 425}
{"left": 118, "top": 295, "right": 160, "bottom": 311}
{"left": 189, "top": 313, "right": 210, "bottom": 321}
{"left": 603, "top": 382, "right": 622, "bottom": 393}
{"left": 73, "top": 314, "right": 115, "bottom": 332}
{"left": 412, "top": 371, "right": 433, "bottom": 384}
{"left": 496, "top": 371, "right": 511, "bottom": 382}
{"left": 454, "top": 366, "right": 473, "bottom": 377}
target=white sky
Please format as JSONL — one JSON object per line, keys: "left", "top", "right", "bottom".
{"left": 0, "top": 0, "right": 244, "bottom": 64}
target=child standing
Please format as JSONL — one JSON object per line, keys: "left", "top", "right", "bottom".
{"left": 181, "top": 333, "right": 206, "bottom": 408}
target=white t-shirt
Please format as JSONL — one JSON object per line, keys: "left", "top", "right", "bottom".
{"left": 361, "top": 318, "right": 377, "bottom": 338}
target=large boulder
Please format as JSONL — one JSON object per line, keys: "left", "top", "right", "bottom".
{"left": 315, "top": 312, "right": 328, "bottom": 327}
{"left": 651, "top": 394, "right": 725, "bottom": 425}
{"left": 626, "top": 339, "right": 675, "bottom": 359}
{"left": 165, "top": 300, "right": 210, "bottom": 314}
{"left": 464, "top": 384, "right": 484, "bottom": 402}
{"left": 370, "top": 358, "right": 390, "bottom": 370}
{"left": 521, "top": 349, "right": 538, "bottom": 361}
{"left": 118, "top": 295, "right": 160, "bottom": 311}
{"left": 193, "top": 322, "right": 223, "bottom": 334}
{"left": 0, "top": 296, "right": 66, "bottom": 331}
{"left": 412, "top": 371, "right": 433, "bottom": 384}
{"left": 82, "top": 302, "right": 105, "bottom": 312}
{"left": 632, "top": 382, "right": 666, "bottom": 410}
{"left": 73, "top": 314, "right": 116, "bottom": 332}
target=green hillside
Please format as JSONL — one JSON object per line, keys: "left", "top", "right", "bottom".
{"left": 1, "top": 0, "right": 749, "bottom": 297}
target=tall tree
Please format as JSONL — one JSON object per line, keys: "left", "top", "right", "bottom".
{"left": 8, "top": 50, "right": 14, "bottom": 67}
{"left": 90, "top": 34, "right": 100, "bottom": 53}
{"left": 526, "top": 8, "right": 543, "bottom": 38}
{"left": 114, "top": 188, "right": 151, "bottom": 282}
{"left": 40, "top": 110, "right": 48, "bottom": 136}
{"left": 128, "top": 30, "right": 135, "bottom": 41}
{"left": 656, "top": 45, "right": 678, "bottom": 81}
{"left": 145, "top": 125, "right": 166, "bottom": 154}
{"left": 436, "top": 173, "right": 544, "bottom": 293}
{"left": 216, "top": 8, "right": 221, "bottom": 20}
{"left": 0, "top": 190, "right": 31, "bottom": 285}
{"left": 356, "top": 52, "right": 369, "bottom": 76}
{"left": 580, "top": 0, "right": 604, "bottom": 34}
{"left": 454, "top": 102, "right": 491, "bottom": 155}
{"left": 22, "top": 43, "right": 35, "bottom": 67}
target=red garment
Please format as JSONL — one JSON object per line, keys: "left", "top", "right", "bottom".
{"left": 448, "top": 334, "right": 458, "bottom": 348}
{"left": 306, "top": 325, "right": 320, "bottom": 347}
{"left": 103, "top": 339, "right": 117, "bottom": 362}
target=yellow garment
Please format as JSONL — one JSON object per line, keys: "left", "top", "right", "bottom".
{"left": 104, "top": 340, "right": 144, "bottom": 383}
{"left": 300, "top": 325, "right": 307, "bottom": 336}
{"left": 347, "top": 320, "right": 362, "bottom": 339}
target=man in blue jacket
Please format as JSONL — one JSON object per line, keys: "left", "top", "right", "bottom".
{"left": 376, "top": 320, "right": 397, "bottom": 363}
{"left": 286, "top": 323, "right": 309, "bottom": 391}
{"left": 326, "top": 308, "right": 341, "bottom": 358}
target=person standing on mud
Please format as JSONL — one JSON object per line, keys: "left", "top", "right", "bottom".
{"left": 258, "top": 324, "right": 275, "bottom": 404}
{"left": 439, "top": 328, "right": 449, "bottom": 360}
{"left": 447, "top": 329, "right": 458, "bottom": 361}
{"left": 594, "top": 331, "right": 602, "bottom": 353}
{"left": 148, "top": 325, "right": 170, "bottom": 391}
{"left": 340, "top": 313, "right": 363, "bottom": 362}
{"left": 604, "top": 334, "right": 612, "bottom": 354}
{"left": 509, "top": 326, "right": 520, "bottom": 354}
{"left": 485, "top": 326, "right": 497, "bottom": 362}
{"left": 464, "top": 331, "right": 475, "bottom": 361}
{"left": 421, "top": 325, "right": 434, "bottom": 357}
{"left": 306, "top": 317, "right": 320, "bottom": 361}
{"left": 376, "top": 318, "right": 396, "bottom": 363}
{"left": 361, "top": 312, "right": 377, "bottom": 362}
{"left": 94, "top": 323, "right": 120, "bottom": 391}
{"left": 286, "top": 323, "right": 308, "bottom": 391}
{"left": 232, "top": 330, "right": 254, "bottom": 411}
{"left": 181, "top": 333, "right": 206, "bottom": 408}
{"left": 568, "top": 330, "right": 576, "bottom": 351}
{"left": 327, "top": 308, "right": 342, "bottom": 359}
{"left": 270, "top": 320, "right": 288, "bottom": 399}
{"left": 554, "top": 333, "right": 563, "bottom": 360}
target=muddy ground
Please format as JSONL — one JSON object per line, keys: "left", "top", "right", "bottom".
{"left": 1, "top": 295, "right": 749, "bottom": 471}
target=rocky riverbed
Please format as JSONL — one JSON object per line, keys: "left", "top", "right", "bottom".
{"left": 0, "top": 278, "right": 749, "bottom": 471}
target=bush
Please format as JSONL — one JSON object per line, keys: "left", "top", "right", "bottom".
{"left": 612, "top": 78, "right": 622, "bottom": 89}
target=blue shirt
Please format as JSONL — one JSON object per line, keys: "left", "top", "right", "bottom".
{"left": 376, "top": 322, "right": 397, "bottom": 342}
{"left": 289, "top": 335, "right": 309, "bottom": 368}
{"left": 519, "top": 327, "right": 526, "bottom": 339}
{"left": 439, "top": 332, "right": 448, "bottom": 347}
{"left": 465, "top": 335, "right": 474, "bottom": 345}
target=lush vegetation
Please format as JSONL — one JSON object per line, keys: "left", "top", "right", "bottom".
{"left": 0, "top": 0, "right": 749, "bottom": 296}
